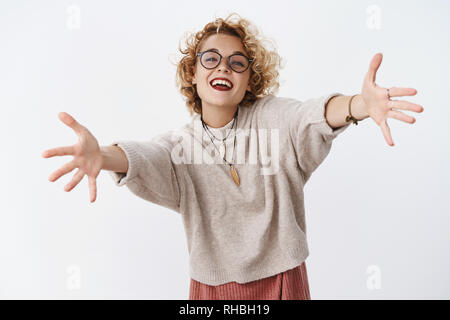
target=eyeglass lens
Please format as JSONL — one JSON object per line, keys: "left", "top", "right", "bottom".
{"left": 201, "top": 51, "right": 249, "bottom": 72}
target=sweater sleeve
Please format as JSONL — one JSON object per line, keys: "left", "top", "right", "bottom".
{"left": 107, "top": 133, "right": 182, "bottom": 213}
{"left": 287, "top": 92, "right": 352, "bottom": 183}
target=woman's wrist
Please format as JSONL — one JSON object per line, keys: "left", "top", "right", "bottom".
{"left": 100, "top": 145, "right": 128, "bottom": 173}
{"left": 351, "top": 94, "right": 370, "bottom": 121}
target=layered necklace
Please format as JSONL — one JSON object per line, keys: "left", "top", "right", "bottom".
{"left": 200, "top": 106, "right": 240, "bottom": 186}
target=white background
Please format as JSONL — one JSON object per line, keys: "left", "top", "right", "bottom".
{"left": 1, "top": 0, "right": 449, "bottom": 299}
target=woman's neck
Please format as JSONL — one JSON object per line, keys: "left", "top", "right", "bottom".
{"left": 201, "top": 103, "right": 238, "bottom": 128}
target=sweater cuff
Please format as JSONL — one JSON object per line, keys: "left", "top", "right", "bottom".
{"left": 107, "top": 140, "right": 142, "bottom": 187}
{"left": 310, "top": 92, "right": 352, "bottom": 142}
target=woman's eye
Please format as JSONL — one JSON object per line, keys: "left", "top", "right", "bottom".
{"left": 206, "top": 58, "right": 217, "bottom": 62}
{"left": 233, "top": 61, "right": 244, "bottom": 66}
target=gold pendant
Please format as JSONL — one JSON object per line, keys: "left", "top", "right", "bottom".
{"left": 230, "top": 164, "right": 240, "bottom": 186}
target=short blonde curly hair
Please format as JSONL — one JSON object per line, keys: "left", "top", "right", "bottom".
{"left": 174, "top": 12, "right": 284, "bottom": 116}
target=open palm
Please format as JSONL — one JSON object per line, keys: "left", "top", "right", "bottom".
{"left": 42, "top": 112, "right": 103, "bottom": 203}
{"left": 361, "top": 53, "right": 424, "bottom": 146}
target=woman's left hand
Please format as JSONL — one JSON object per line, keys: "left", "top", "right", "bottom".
{"left": 361, "top": 53, "right": 424, "bottom": 146}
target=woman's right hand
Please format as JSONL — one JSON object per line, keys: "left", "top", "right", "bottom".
{"left": 42, "top": 112, "right": 103, "bottom": 203}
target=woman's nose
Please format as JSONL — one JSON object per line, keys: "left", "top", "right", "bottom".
{"left": 217, "top": 58, "right": 231, "bottom": 72}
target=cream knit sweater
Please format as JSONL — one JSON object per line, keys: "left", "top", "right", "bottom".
{"left": 108, "top": 93, "right": 351, "bottom": 285}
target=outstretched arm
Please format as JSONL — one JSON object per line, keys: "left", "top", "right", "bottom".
{"left": 324, "top": 53, "right": 424, "bottom": 146}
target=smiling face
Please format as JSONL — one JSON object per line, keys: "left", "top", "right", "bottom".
{"left": 192, "top": 34, "right": 251, "bottom": 113}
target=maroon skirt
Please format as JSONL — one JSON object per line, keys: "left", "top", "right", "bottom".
{"left": 189, "top": 261, "right": 311, "bottom": 300}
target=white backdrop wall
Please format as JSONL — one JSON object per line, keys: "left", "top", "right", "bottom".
{"left": 0, "top": 0, "right": 449, "bottom": 299}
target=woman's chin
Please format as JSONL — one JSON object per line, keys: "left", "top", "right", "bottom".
{"left": 204, "top": 96, "right": 236, "bottom": 107}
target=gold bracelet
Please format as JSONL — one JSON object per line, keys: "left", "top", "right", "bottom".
{"left": 345, "top": 94, "right": 359, "bottom": 125}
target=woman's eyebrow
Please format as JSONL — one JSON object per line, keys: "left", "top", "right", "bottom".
{"left": 207, "top": 48, "right": 246, "bottom": 55}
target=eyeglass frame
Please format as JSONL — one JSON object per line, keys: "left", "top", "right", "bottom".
{"left": 196, "top": 49, "right": 253, "bottom": 73}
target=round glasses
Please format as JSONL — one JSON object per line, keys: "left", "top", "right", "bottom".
{"left": 196, "top": 50, "right": 253, "bottom": 73}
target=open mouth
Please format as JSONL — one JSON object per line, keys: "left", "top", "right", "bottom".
{"left": 209, "top": 79, "right": 233, "bottom": 91}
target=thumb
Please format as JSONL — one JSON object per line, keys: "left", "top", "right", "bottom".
{"left": 366, "top": 52, "right": 383, "bottom": 84}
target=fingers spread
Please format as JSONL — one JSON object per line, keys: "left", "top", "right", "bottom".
{"left": 42, "top": 145, "right": 75, "bottom": 158}
{"left": 49, "top": 161, "right": 76, "bottom": 182}
{"left": 388, "top": 87, "right": 417, "bottom": 97}
{"left": 58, "top": 112, "right": 84, "bottom": 135}
{"left": 88, "top": 176, "right": 97, "bottom": 203}
{"left": 367, "top": 52, "right": 383, "bottom": 84}
{"left": 64, "top": 169, "right": 84, "bottom": 192}
{"left": 388, "top": 110, "right": 416, "bottom": 124}
{"left": 388, "top": 100, "right": 423, "bottom": 113}
{"left": 380, "top": 120, "right": 394, "bottom": 147}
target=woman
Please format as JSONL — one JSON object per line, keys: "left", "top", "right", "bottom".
{"left": 42, "top": 13, "right": 423, "bottom": 300}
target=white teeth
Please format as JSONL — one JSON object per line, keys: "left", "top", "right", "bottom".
{"left": 211, "top": 79, "right": 232, "bottom": 88}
